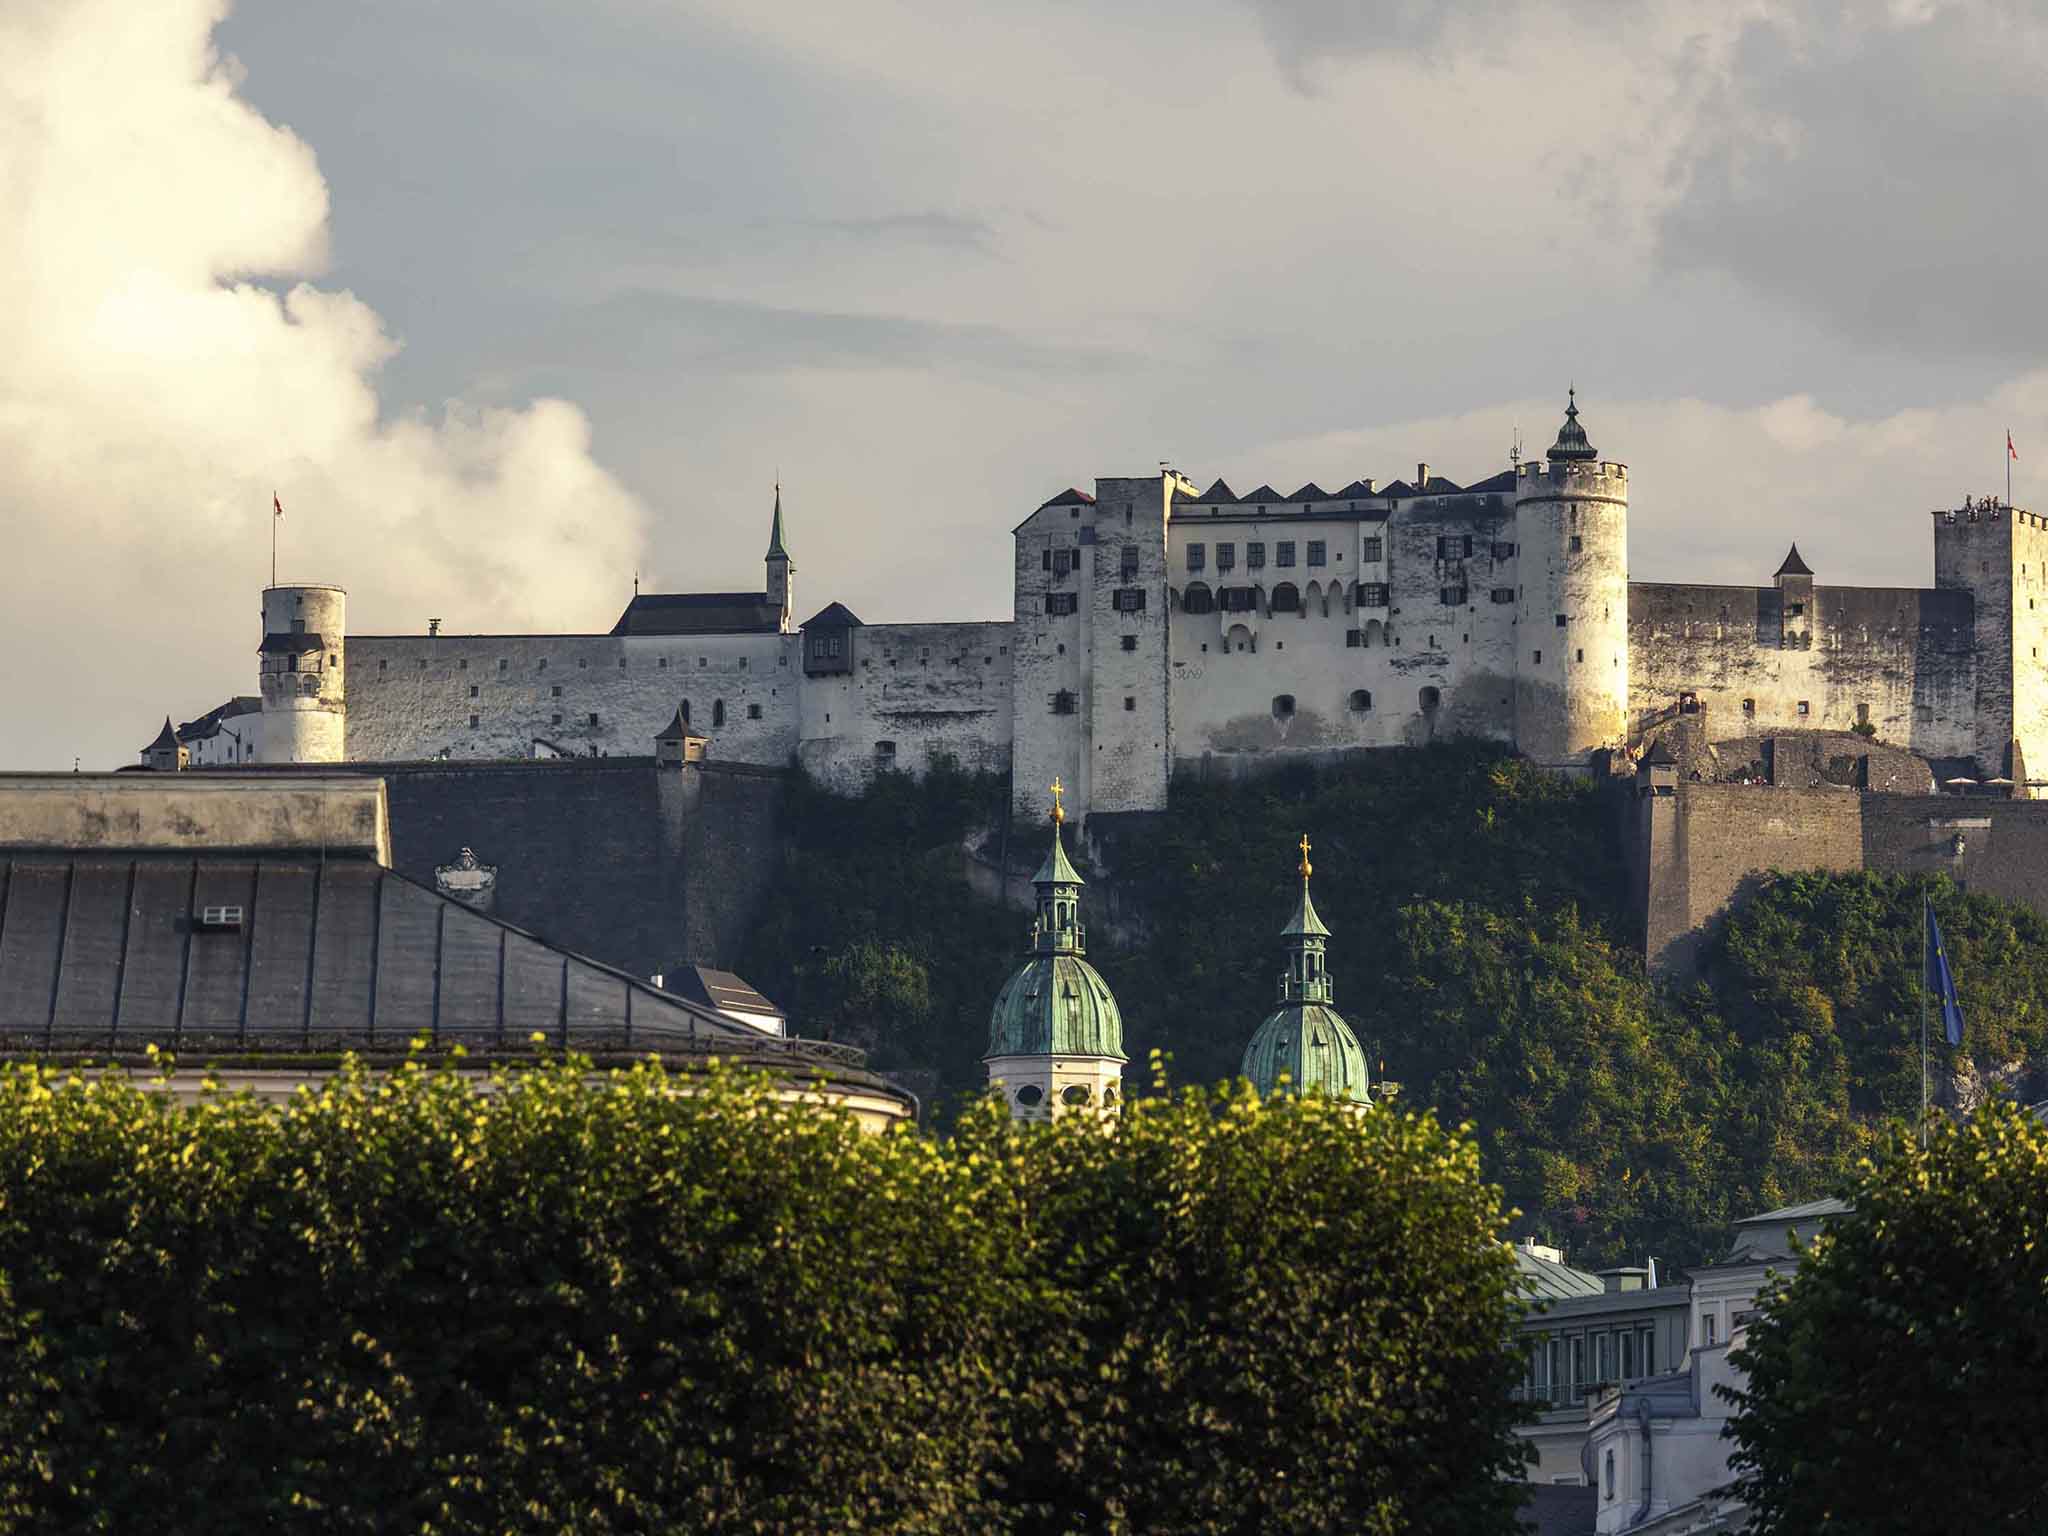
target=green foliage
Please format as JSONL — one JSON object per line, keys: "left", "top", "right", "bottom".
{"left": 0, "top": 1057, "right": 1531, "bottom": 1536}
{"left": 744, "top": 750, "right": 2048, "bottom": 1268}
{"left": 1725, "top": 1101, "right": 2048, "bottom": 1532}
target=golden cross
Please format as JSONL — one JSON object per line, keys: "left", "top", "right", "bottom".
{"left": 1298, "top": 833, "right": 1313, "bottom": 880}
{"left": 1050, "top": 777, "right": 1066, "bottom": 825}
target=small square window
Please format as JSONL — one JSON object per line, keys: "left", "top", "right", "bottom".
{"left": 551, "top": 685, "right": 562, "bottom": 697}
{"left": 552, "top": 713, "right": 562, "bottom": 725}
{"left": 378, "top": 659, "right": 387, "bottom": 671}
{"left": 498, "top": 659, "right": 507, "bottom": 672}
{"left": 1743, "top": 698, "right": 1756, "bottom": 714}
{"left": 589, "top": 712, "right": 600, "bottom": 726}
{"left": 747, "top": 703, "right": 763, "bottom": 720}
{"left": 468, "top": 685, "right": 479, "bottom": 699}
{"left": 1307, "top": 540, "right": 1327, "bottom": 566}
{"left": 1121, "top": 634, "right": 1138, "bottom": 652}
{"left": 1533, "top": 650, "right": 1542, "bottom": 664}
{"left": 1124, "top": 696, "right": 1136, "bottom": 711}
{"left": 1555, "top": 614, "right": 1567, "bottom": 627}
{"left": 468, "top": 714, "right": 479, "bottom": 729}
{"left": 659, "top": 657, "right": 668, "bottom": 668}
{"left": 618, "top": 658, "right": 627, "bottom": 669}
{"left": 1797, "top": 700, "right": 1811, "bottom": 716}
{"left": 1569, "top": 535, "right": 1583, "bottom": 552}
{"left": 1361, "top": 536, "right": 1383, "bottom": 563}
{"left": 538, "top": 659, "right": 547, "bottom": 672}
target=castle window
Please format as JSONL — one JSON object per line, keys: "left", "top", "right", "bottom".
{"left": 1742, "top": 698, "right": 1755, "bottom": 715}
{"left": 659, "top": 657, "right": 668, "bottom": 668}
{"left": 1121, "top": 544, "right": 1140, "bottom": 580}
{"left": 498, "top": 659, "right": 507, "bottom": 671}
{"left": 713, "top": 700, "right": 726, "bottom": 727}
{"left": 379, "top": 659, "right": 387, "bottom": 671}
{"left": 1362, "top": 536, "right": 1383, "bottom": 563}
{"left": 1570, "top": 535, "right": 1583, "bottom": 552}
{"left": 1419, "top": 686, "right": 1441, "bottom": 710}
{"left": 619, "top": 657, "right": 627, "bottom": 668}
{"left": 1272, "top": 694, "right": 1296, "bottom": 718}
{"left": 1493, "top": 541, "right": 1516, "bottom": 559}
{"left": 459, "top": 658, "right": 468, "bottom": 670}
{"left": 1051, "top": 689, "right": 1077, "bottom": 715}
{"left": 1533, "top": 650, "right": 1542, "bottom": 664}
{"left": 468, "top": 714, "right": 479, "bottom": 729}
{"left": 1270, "top": 582, "right": 1300, "bottom": 613}
{"left": 578, "top": 658, "right": 587, "bottom": 668}
{"left": 1053, "top": 548, "right": 1074, "bottom": 578}
{"left": 1182, "top": 582, "right": 1214, "bottom": 614}
{"left": 1307, "top": 540, "right": 1327, "bottom": 566}
{"left": 1221, "top": 587, "right": 1258, "bottom": 613}
{"left": 1556, "top": 614, "right": 1568, "bottom": 627}
{"left": 1350, "top": 689, "right": 1372, "bottom": 712}
{"left": 1345, "top": 629, "right": 1361, "bottom": 647}
{"left": 1357, "top": 582, "right": 1390, "bottom": 608}
{"left": 552, "top": 713, "right": 562, "bottom": 725}
{"left": 551, "top": 685, "right": 562, "bottom": 697}
{"left": 875, "top": 740, "right": 896, "bottom": 764}
{"left": 537, "top": 659, "right": 547, "bottom": 672}
{"left": 589, "top": 712, "right": 600, "bottom": 726}
{"left": 1046, "top": 592, "right": 1079, "bottom": 616}
{"left": 1576, "top": 649, "right": 1584, "bottom": 662}
{"left": 1186, "top": 543, "right": 1206, "bottom": 573}
{"left": 1787, "top": 602, "right": 1805, "bottom": 617}
{"left": 1247, "top": 542, "right": 1266, "bottom": 570}
{"left": 1041, "top": 548, "right": 1052, "bottom": 571}
{"left": 1491, "top": 587, "right": 1514, "bottom": 603}
{"left": 1798, "top": 700, "right": 1811, "bottom": 716}
{"left": 1114, "top": 587, "right": 1147, "bottom": 612}
{"left": 1440, "top": 586, "right": 1467, "bottom": 606}
{"left": 747, "top": 703, "right": 763, "bottom": 720}
{"left": 1216, "top": 543, "right": 1236, "bottom": 573}
{"left": 1277, "top": 540, "right": 1296, "bottom": 567}
{"left": 1124, "top": 696, "right": 1135, "bottom": 711}
{"left": 1121, "top": 634, "right": 1138, "bottom": 652}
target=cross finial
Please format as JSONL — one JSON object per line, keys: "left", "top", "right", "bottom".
{"left": 1050, "top": 777, "right": 1066, "bottom": 825}
{"left": 1298, "top": 833, "right": 1312, "bottom": 881}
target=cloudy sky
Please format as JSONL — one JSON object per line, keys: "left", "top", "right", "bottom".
{"left": 6, "top": 0, "right": 2046, "bottom": 767}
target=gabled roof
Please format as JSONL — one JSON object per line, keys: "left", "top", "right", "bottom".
{"left": 1330, "top": 479, "right": 1378, "bottom": 499}
{"left": 1287, "top": 482, "right": 1329, "bottom": 501}
{"left": 1421, "top": 475, "right": 1466, "bottom": 494}
{"left": 1775, "top": 543, "right": 1814, "bottom": 578}
{"left": 1644, "top": 737, "right": 1679, "bottom": 767}
{"left": 609, "top": 592, "right": 781, "bottom": 636}
{"left": 1039, "top": 487, "right": 1095, "bottom": 508}
{"left": 1198, "top": 478, "right": 1237, "bottom": 504}
{"left": 800, "top": 601, "right": 864, "bottom": 629}
{"left": 1239, "top": 484, "right": 1284, "bottom": 504}
{"left": 1464, "top": 469, "right": 1517, "bottom": 493}
{"left": 178, "top": 697, "right": 261, "bottom": 742}
{"left": 1379, "top": 479, "right": 1417, "bottom": 498}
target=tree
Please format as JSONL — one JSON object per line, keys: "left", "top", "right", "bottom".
{"left": 995, "top": 1074, "right": 1533, "bottom": 1536}
{"left": 1724, "top": 1101, "right": 2048, "bottom": 1532}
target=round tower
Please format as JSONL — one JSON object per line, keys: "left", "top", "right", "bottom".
{"left": 258, "top": 584, "right": 347, "bottom": 763}
{"left": 1513, "top": 392, "right": 1628, "bottom": 768}
{"left": 985, "top": 779, "right": 1126, "bottom": 1121}
{"left": 1240, "top": 836, "right": 1371, "bottom": 1108}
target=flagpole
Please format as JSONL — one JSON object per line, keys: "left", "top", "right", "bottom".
{"left": 1921, "top": 895, "right": 1930, "bottom": 1150}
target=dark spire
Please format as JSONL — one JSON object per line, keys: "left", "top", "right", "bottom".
{"left": 657, "top": 704, "right": 689, "bottom": 741}
{"left": 765, "top": 482, "right": 791, "bottom": 563}
{"left": 1774, "top": 543, "right": 1813, "bottom": 578}
{"left": 147, "top": 717, "right": 178, "bottom": 751}
{"left": 1546, "top": 387, "right": 1598, "bottom": 463}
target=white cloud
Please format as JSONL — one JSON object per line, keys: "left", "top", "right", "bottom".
{"left": 0, "top": 0, "right": 647, "bottom": 768}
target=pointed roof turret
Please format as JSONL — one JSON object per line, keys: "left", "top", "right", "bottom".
{"left": 657, "top": 704, "right": 689, "bottom": 743}
{"left": 1280, "top": 833, "right": 1329, "bottom": 939}
{"left": 765, "top": 482, "right": 792, "bottom": 563}
{"left": 1774, "top": 543, "right": 1813, "bottom": 578}
{"left": 1032, "top": 776, "right": 1085, "bottom": 890}
{"left": 146, "top": 717, "right": 179, "bottom": 752}
{"left": 1546, "top": 388, "right": 1598, "bottom": 463}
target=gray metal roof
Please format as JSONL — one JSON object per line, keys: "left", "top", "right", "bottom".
{"left": 608, "top": 592, "right": 781, "bottom": 636}
{"left": 1514, "top": 1245, "right": 1608, "bottom": 1301}
{"left": 1737, "top": 1196, "right": 1849, "bottom": 1226}
{"left": 0, "top": 852, "right": 759, "bottom": 1051}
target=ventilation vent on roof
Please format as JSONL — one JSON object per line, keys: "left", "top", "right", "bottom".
{"left": 196, "top": 905, "right": 244, "bottom": 932}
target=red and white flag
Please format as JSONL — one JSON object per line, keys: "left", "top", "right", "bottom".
{"left": 2010, "top": 432, "right": 2019, "bottom": 462}
{"left": 273, "top": 491, "right": 284, "bottom": 518}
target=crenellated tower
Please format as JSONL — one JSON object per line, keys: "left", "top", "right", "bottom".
{"left": 257, "top": 583, "right": 347, "bottom": 763}
{"left": 1514, "top": 392, "right": 1629, "bottom": 768}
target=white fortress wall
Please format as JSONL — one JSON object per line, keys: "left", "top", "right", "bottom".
{"left": 1010, "top": 496, "right": 1092, "bottom": 817}
{"left": 1086, "top": 475, "right": 1186, "bottom": 815}
{"left": 795, "top": 620, "right": 1014, "bottom": 793}
{"left": 344, "top": 630, "right": 800, "bottom": 765}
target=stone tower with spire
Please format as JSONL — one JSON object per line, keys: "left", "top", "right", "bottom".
{"left": 1240, "top": 836, "right": 1371, "bottom": 1107}
{"left": 985, "top": 779, "right": 1126, "bottom": 1120}
{"left": 1514, "top": 391, "right": 1630, "bottom": 769}
{"left": 765, "top": 484, "right": 794, "bottom": 634}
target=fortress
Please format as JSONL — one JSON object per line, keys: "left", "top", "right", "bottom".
{"left": 162, "top": 396, "right": 2048, "bottom": 821}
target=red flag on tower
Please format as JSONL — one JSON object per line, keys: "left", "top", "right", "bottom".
{"left": 2010, "top": 432, "right": 2019, "bottom": 462}
{"left": 274, "top": 492, "right": 284, "bottom": 518}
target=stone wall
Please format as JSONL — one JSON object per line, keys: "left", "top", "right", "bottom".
{"left": 1010, "top": 499, "right": 1090, "bottom": 817}
{"left": 345, "top": 631, "right": 802, "bottom": 768}
{"left": 796, "top": 621, "right": 1013, "bottom": 793}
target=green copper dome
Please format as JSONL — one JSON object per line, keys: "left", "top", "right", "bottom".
{"left": 986, "top": 811, "right": 1125, "bottom": 1062}
{"left": 1241, "top": 836, "right": 1370, "bottom": 1106}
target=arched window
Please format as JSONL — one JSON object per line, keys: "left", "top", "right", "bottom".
{"left": 1182, "top": 581, "right": 1214, "bottom": 615}
{"left": 1419, "top": 686, "right": 1441, "bottom": 710}
{"left": 1060, "top": 1083, "right": 1092, "bottom": 1106}
{"left": 1350, "top": 689, "right": 1372, "bottom": 712}
{"left": 712, "top": 699, "right": 726, "bottom": 727}
{"left": 1270, "top": 582, "right": 1300, "bottom": 613}
{"left": 1272, "top": 694, "right": 1296, "bottom": 719}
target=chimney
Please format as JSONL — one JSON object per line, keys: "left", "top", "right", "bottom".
{"left": 1417, "top": 462, "right": 1430, "bottom": 489}
{"left": 428, "top": 618, "right": 441, "bottom": 636}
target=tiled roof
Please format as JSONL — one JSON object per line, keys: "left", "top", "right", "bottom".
{"left": 609, "top": 592, "right": 781, "bottom": 636}
{"left": 1239, "top": 484, "right": 1284, "bottom": 504}
{"left": 1198, "top": 479, "right": 1237, "bottom": 504}
{"left": 178, "top": 697, "right": 262, "bottom": 742}
{"left": 1330, "top": 480, "right": 1379, "bottom": 499}
{"left": 1039, "top": 488, "right": 1096, "bottom": 508}
{"left": 1775, "top": 543, "right": 1814, "bottom": 577}
{"left": 800, "top": 602, "right": 864, "bottom": 629}
{"left": 1465, "top": 469, "right": 1517, "bottom": 493}
{"left": 1287, "top": 482, "right": 1329, "bottom": 501}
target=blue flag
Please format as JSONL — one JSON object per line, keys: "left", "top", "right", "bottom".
{"left": 1926, "top": 902, "right": 1966, "bottom": 1048}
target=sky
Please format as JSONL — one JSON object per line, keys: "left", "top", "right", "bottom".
{"left": 6, "top": 0, "right": 2047, "bottom": 768}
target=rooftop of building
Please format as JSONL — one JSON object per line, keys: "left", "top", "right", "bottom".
{"left": 609, "top": 591, "right": 784, "bottom": 636}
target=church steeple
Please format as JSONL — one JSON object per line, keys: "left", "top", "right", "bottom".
{"left": 1278, "top": 834, "right": 1332, "bottom": 1004}
{"left": 764, "top": 482, "right": 794, "bottom": 633}
{"left": 1030, "top": 777, "right": 1086, "bottom": 956}
{"left": 1240, "top": 835, "right": 1371, "bottom": 1108}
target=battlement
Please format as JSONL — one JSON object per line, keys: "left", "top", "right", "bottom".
{"left": 1515, "top": 458, "right": 1628, "bottom": 486}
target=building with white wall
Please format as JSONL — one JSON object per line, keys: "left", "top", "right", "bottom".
{"left": 142, "top": 397, "right": 2048, "bottom": 814}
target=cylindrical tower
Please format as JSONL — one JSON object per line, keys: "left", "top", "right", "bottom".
{"left": 1513, "top": 393, "right": 1628, "bottom": 769}
{"left": 258, "top": 584, "right": 347, "bottom": 763}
